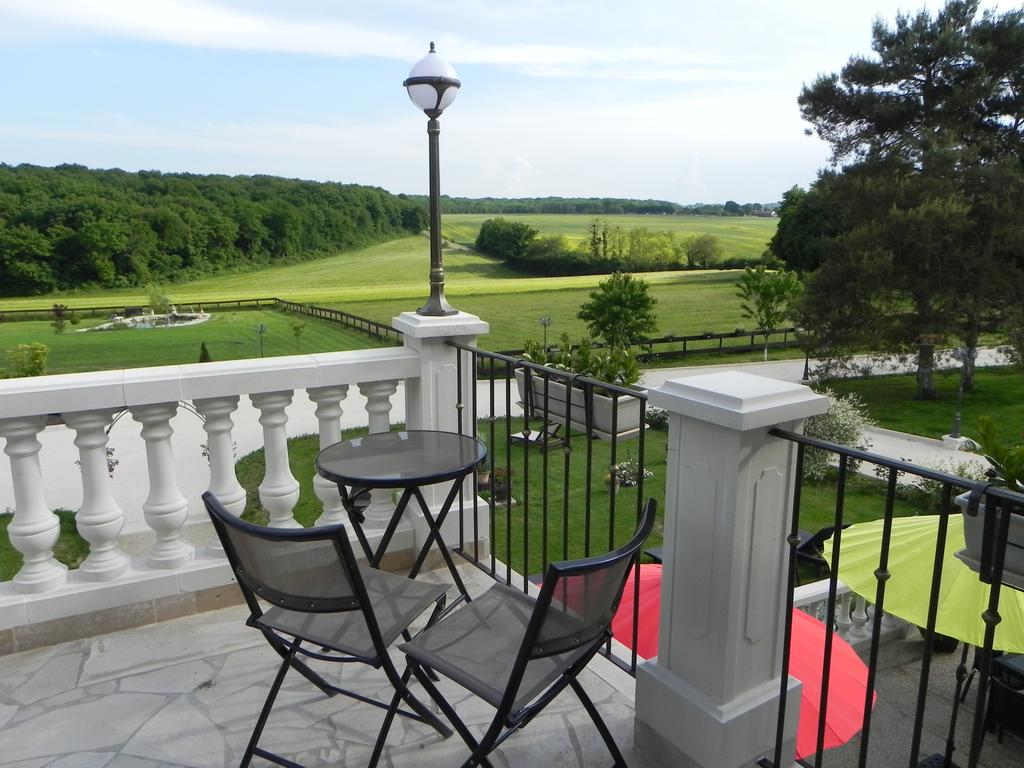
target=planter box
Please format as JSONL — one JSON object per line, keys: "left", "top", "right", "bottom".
{"left": 954, "top": 492, "right": 1024, "bottom": 591}
{"left": 514, "top": 369, "right": 642, "bottom": 440}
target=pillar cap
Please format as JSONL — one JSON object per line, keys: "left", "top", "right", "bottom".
{"left": 648, "top": 371, "right": 827, "bottom": 431}
{"left": 393, "top": 310, "right": 489, "bottom": 339}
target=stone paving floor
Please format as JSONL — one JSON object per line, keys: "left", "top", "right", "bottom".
{"left": 2, "top": 562, "right": 1022, "bottom": 768}
{"left": 0, "top": 566, "right": 658, "bottom": 768}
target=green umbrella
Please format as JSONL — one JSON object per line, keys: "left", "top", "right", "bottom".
{"left": 824, "top": 515, "right": 1024, "bottom": 653}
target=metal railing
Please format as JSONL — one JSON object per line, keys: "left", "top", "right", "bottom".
{"left": 447, "top": 343, "right": 655, "bottom": 675}
{"left": 767, "top": 429, "right": 1024, "bottom": 768}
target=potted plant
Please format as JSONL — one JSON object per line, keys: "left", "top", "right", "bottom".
{"left": 954, "top": 416, "right": 1024, "bottom": 589}
{"left": 516, "top": 334, "right": 644, "bottom": 439}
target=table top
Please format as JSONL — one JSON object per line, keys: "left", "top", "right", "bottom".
{"left": 316, "top": 430, "right": 487, "bottom": 488}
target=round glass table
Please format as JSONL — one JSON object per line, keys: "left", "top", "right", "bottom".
{"left": 316, "top": 430, "right": 487, "bottom": 606}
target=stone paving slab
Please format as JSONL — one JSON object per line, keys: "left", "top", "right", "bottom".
{"left": 0, "top": 565, "right": 659, "bottom": 768}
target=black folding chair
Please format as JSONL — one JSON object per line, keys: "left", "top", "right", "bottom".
{"left": 400, "top": 499, "right": 657, "bottom": 768}
{"left": 202, "top": 491, "right": 453, "bottom": 768}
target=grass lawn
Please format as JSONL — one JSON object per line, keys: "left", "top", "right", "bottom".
{"left": 442, "top": 213, "right": 777, "bottom": 263}
{"left": 825, "top": 366, "right": 1024, "bottom": 444}
{"left": 341, "top": 270, "right": 756, "bottom": 351}
{"left": 229, "top": 421, "right": 939, "bottom": 579}
{"left": 0, "top": 309, "right": 388, "bottom": 376}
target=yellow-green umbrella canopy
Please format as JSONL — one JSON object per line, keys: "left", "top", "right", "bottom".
{"left": 824, "top": 515, "right": 1024, "bottom": 653}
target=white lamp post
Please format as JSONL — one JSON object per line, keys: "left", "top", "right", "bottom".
{"left": 404, "top": 42, "right": 461, "bottom": 316}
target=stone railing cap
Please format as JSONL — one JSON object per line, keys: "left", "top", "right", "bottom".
{"left": 649, "top": 371, "right": 828, "bottom": 431}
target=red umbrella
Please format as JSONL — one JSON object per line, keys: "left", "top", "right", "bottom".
{"left": 612, "top": 564, "right": 876, "bottom": 760}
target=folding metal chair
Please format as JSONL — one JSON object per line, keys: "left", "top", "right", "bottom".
{"left": 203, "top": 491, "right": 453, "bottom": 768}
{"left": 400, "top": 499, "right": 657, "bottom": 768}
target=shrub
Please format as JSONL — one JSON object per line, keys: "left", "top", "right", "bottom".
{"left": 645, "top": 407, "right": 670, "bottom": 430}
{"left": 523, "top": 333, "right": 641, "bottom": 387}
{"left": 5, "top": 343, "right": 49, "bottom": 378}
{"left": 802, "top": 388, "right": 875, "bottom": 480}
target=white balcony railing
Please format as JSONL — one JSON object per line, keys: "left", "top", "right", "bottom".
{"left": 0, "top": 347, "right": 425, "bottom": 635}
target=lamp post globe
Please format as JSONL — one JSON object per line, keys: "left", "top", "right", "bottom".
{"left": 405, "top": 42, "right": 461, "bottom": 317}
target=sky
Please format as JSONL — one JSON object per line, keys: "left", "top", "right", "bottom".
{"left": 0, "top": 0, "right": 1010, "bottom": 204}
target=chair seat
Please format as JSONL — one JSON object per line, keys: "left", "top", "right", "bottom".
{"left": 401, "top": 582, "right": 591, "bottom": 712}
{"left": 260, "top": 567, "right": 448, "bottom": 659}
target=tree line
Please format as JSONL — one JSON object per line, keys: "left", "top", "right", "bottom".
{"left": 0, "top": 164, "right": 428, "bottom": 296}
{"left": 406, "top": 195, "right": 777, "bottom": 217}
{"left": 475, "top": 217, "right": 773, "bottom": 276}
{"left": 770, "top": 0, "right": 1024, "bottom": 399}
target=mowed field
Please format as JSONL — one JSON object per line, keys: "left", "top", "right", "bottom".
{"left": 443, "top": 213, "right": 777, "bottom": 262}
{"left": 1, "top": 215, "right": 778, "bottom": 363}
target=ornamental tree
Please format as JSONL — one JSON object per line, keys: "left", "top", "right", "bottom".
{"left": 576, "top": 272, "right": 657, "bottom": 349}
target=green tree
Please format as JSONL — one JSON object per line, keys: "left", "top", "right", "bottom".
{"left": 683, "top": 234, "right": 723, "bottom": 268}
{"left": 147, "top": 284, "right": 171, "bottom": 315}
{"left": 736, "top": 267, "right": 802, "bottom": 361}
{"left": 475, "top": 218, "right": 538, "bottom": 263}
{"left": 51, "top": 303, "right": 68, "bottom": 335}
{"left": 577, "top": 272, "right": 657, "bottom": 349}
{"left": 796, "top": 0, "right": 1024, "bottom": 398}
{"left": 291, "top": 321, "right": 306, "bottom": 350}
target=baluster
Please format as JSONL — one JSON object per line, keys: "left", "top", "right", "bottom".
{"left": 358, "top": 380, "right": 398, "bottom": 529}
{"left": 249, "top": 391, "right": 300, "bottom": 528}
{"left": 64, "top": 409, "right": 130, "bottom": 580}
{"left": 0, "top": 416, "right": 67, "bottom": 592}
{"left": 308, "top": 385, "right": 349, "bottom": 526}
{"left": 193, "top": 396, "right": 246, "bottom": 552}
{"left": 835, "top": 592, "right": 853, "bottom": 638}
{"left": 131, "top": 403, "right": 194, "bottom": 569}
{"left": 850, "top": 595, "right": 870, "bottom": 639}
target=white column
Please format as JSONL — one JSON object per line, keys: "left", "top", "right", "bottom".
{"left": 64, "top": 409, "right": 130, "bottom": 581}
{"left": 0, "top": 416, "right": 67, "bottom": 593}
{"left": 308, "top": 385, "right": 349, "bottom": 526}
{"left": 634, "top": 372, "right": 827, "bottom": 768}
{"left": 392, "top": 311, "right": 490, "bottom": 549}
{"left": 194, "top": 395, "right": 246, "bottom": 551}
{"left": 249, "top": 390, "right": 300, "bottom": 528}
{"left": 358, "top": 380, "right": 399, "bottom": 529}
{"left": 131, "top": 402, "right": 194, "bottom": 569}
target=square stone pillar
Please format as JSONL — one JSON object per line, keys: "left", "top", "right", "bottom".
{"left": 634, "top": 371, "right": 827, "bottom": 768}
{"left": 393, "top": 311, "right": 490, "bottom": 553}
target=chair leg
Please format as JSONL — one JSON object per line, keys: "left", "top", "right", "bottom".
{"left": 368, "top": 666, "right": 414, "bottom": 768}
{"left": 409, "top": 663, "right": 498, "bottom": 768}
{"left": 241, "top": 642, "right": 298, "bottom": 768}
{"left": 382, "top": 655, "right": 453, "bottom": 739}
{"left": 569, "top": 677, "right": 628, "bottom": 767}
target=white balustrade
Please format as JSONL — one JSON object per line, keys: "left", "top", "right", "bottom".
{"left": 0, "top": 415, "right": 68, "bottom": 593}
{"left": 0, "top": 346, "right": 431, "bottom": 637}
{"left": 358, "top": 379, "right": 399, "bottom": 529}
{"left": 64, "top": 409, "right": 130, "bottom": 580}
{"left": 193, "top": 395, "right": 246, "bottom": 552}
{"left": 131, "top": 402, "right": 194, "bottom": 569}
{"left": 308, "top": 385, "right": 349, "bottom": 526}
{"left": 250, "top": 390, "right": 301, "bottom": 528}
{"left": 850, "top": 594, "right": 870, "bottom": 638}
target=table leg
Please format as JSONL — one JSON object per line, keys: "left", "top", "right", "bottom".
{"left": 335, "top": 482, "right": 375, "bottom": 562}
{"left": 372, "top": 487, "right": 415, "bottom": 568}
{"left": 408, "top": 482, "right": 471, "bottom": 606}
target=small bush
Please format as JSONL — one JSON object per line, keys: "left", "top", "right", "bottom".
{"left": 802, "top": 388, "right": 875, "bottom": 480}
{"left": 5, "top": 343, "right": 49, "bottom": 378}
{"left": 645, "top": 407, "right": 670, "bottom": 430}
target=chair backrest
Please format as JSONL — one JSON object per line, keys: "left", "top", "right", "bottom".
{"left": 203, "top": 491, "right": 361, "bottom": 614}
{"left": 527, "top": 499, "right": 657, "bottom": 658}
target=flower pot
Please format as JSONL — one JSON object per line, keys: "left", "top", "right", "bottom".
{"left": 514, "top": 369, "right": 642, "bottom": 440}
{"left": 954, "top": 491, "right": 1024, "bottom": 590}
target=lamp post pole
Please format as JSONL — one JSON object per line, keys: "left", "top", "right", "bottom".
{"left": 405, "top": 42, "right": 460, "bottom": 317}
